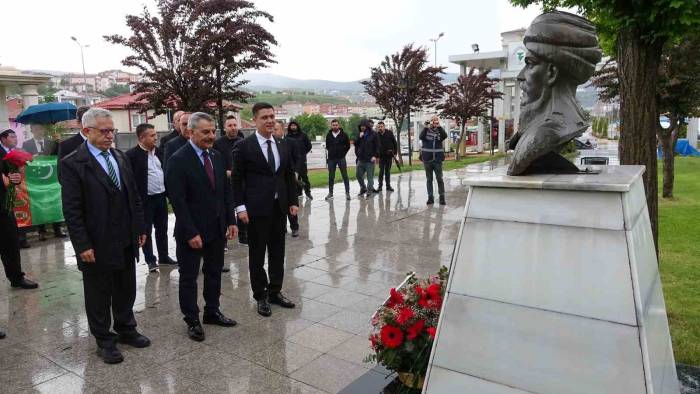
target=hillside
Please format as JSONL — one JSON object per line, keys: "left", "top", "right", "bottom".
{"left": 244, "top": 92, "right": 352, "bottom": 107}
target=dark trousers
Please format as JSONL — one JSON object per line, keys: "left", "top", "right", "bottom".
{"left": 0, "top": 211, "right": 23, "bottom": 282}
{"left": 142, "top": 193, "right": 169, "bottom": 264}
{"left": 297, "top": 162, "right": 311, "bottom": 196}
{"left": 378, "top": 157, "right": 393, "bottom": 187}
{"left": 82, "top": 249, "right": 137, "bottom": 348}
{"left": 287, "top": 211, "right": 299, "bottom": 231}
{"left": 327, "top": 158, "right": 350, "bottom": 194}
{"left": 248, "top": 204, "right": 286, "bottom": 300}
{"left": 424, "top": 160, "right": 445, "bottom": 198}
{"left": 37, "top": 223, "right": 63, "bottom": 235}
{"left": 177, "top": 236, "right": 224, "bottom": 323}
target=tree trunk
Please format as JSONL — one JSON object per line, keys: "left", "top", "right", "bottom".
{"left": 456, "top": 121, "right": 468, "bottom": 161}
{"left": 659, "top": 115, "right": 679, "bottom": 198}
{"left": 216, "top": 65, "right": 224, "bottom": 137}
{"left": 617, "top": 27, "right": 664, "bottom": 252}
{"left": 394, "top": 115, "right": 405, "bottom": 165}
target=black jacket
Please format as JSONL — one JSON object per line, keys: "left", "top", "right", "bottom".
{"left": 213, "top": 134, "right": 244, "bottom": 172}
{"left": 231, "top": 133, "right": 299, "bottom": 218}
{"left": 325, "top": 128, "right": 351, "bottom": 161}
{"left": 377, "top": 130, "right": 398, "bottom": 158}
{"left": 166, "top": 142, "right": 235, "bottom": 243}
{"left": 163, "top": 135, "right": 188, "bottom": 170}
{"left": 59, "top": 144, "right": 145, "bottom": 272}
{"left": 285, "top": 122, "right": 312, "bottom": 169}
{"left": 58, "top": 133, "right": 85, "bottom": 162}
{"left": 419, "top": 126, "right": 448, "bottom": 162}
{"left": 354, "top": 121, "right": 380, "bottom": 162}
{"left": 125, "top": 145, "right": 165, "bottom": 203}
{"left": 23, "top": 138, "right": 58, "bottom": 156}
{"left": 159, "top": 130, "right": 179, "bottom": 150}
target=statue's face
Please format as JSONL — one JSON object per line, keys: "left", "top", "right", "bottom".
{"left": 518, "top": 50, "right": 552, "bottom": 106}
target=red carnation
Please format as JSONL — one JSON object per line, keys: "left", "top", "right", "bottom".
{"left": 395, "top": 307, "right": 415, "bottom": 325}
{"left": 418, "top": 286, "right": 443, "bottom": 310}
{"left": 3, "top": 150, "right": 33, "bottom": 168}
{"left": 426, "top": 326, "right": 437, "bottom": 339}
{"left": 380, "top": 325, "right": 404, "bottom": 349}
{"left": 427, "top": 283, "right": 441, "bottom": 297}
{"left": 387, "top": 287, "right": 404, "bottom": 308}
{"left": 406, "top": 320, "right": 425, "bottom": 340}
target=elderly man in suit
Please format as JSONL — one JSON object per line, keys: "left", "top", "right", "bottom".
{"left": 163, "top": 112, "right": 191, "bottom": 170}
{"left": 232, "top": 102, "right": 299, "bottom": 317}
{"left": 126, "top": 123, "right": 177, "bottom": 273}
{"left": 22, "top": 123, "right": 66, "bottom": 240}
{"left": 60, "top": 108, "right": 150, "bottom": 364}
{"left": 166, "top": 112, "right": 238, "bottom": 342}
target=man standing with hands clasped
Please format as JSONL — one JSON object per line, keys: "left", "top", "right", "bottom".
{"left": 166, "top": 112, "right": 238, "bottom": 342}
{"left": 232, "top": 102, "right": 299, "bottom": 317}
{"left": 60, "top": 108, "right": 150, "bottom": 364}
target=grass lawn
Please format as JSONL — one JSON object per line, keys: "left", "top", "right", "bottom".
{"left": 307, "top": 153, "right": 505, "bottom": 189}
{"left": 658, "top": 157, "right": 700, "bottom": 365}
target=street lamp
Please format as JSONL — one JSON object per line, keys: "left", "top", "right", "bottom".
{"left": 70, "top": 36, "right": 90, "bottom": 95}
{"left": 471, "top": 43, "right": 480, "bottom": 53}
{"left": 429, "top": 32, "right": 445, "bottom": 67}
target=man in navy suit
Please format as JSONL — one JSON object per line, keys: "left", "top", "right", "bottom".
{"left": 232, "top": 102, "right": 299, "bottom": 317}
{"left": 166, "top": 112, "right": 238, "bottom": 342}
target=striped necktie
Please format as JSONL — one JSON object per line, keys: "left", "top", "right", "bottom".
{"left": 99, "top": 151, "right": 120, "bottom": 189}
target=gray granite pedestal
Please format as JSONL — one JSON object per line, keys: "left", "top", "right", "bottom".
{"left": 423, "top": 166, "right": 679, "bottom": 393}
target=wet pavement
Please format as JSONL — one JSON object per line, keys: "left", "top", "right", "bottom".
{"left": 0, "top": 159, "right": 501, "bottom": 393}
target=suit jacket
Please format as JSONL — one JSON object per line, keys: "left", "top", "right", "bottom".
{"left": 163, "top": 135, "right": 187, "bottom": 170}
{"left": 125, "top": 145, "right": 165, "bottom": 203}
{"left": 231, "top": 133, "right": 299, "bottom": 218}
{"left": 23, "top": 138, "right": 58, "bottom": 156}
{"left": 159, "top": 130, "right": 179, "bottom": 150}
{"left": 59, "top": 144, "right": 145, "bottom": 271}
{"left": 166, "top": 142, "right": 235, "bottom": 243}
{"left": 58, "top": 133, "right": 85, "bottom": 161}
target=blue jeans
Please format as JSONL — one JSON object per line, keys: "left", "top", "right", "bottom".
{"left": 327, "top": 158, "right": 350, "bottom": 194}
{"left": 356, "top": 161, "right": 375, "bottom": 192}
{"left": 424, "top": 161, "right": 444, "bottom": 199}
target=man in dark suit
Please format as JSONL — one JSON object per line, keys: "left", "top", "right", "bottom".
{"left": 159, "top": 110, "right": 184, "bottom": 150}
{"left": 1, "top": 129, "right": 31, "bottom": 249}
{"left": 126, "top": 123, "right": 177, "bottom": 273}
{"left": 232, "top": 102, "right": 299, "bottom": 317}
{"left": 22, "top": 123, "right": 65, "bottom": 240}
{"left": 0, "top": 129, "right": 39, "bottom": 291}
{"left": 166, "top": 112, "right": 238, "bottom": 342}
{"left": 58, "top": 105, "right": 91, "bottom": 162}
{"left": 213, "top": 115, "right": 247, "bottom": 246}
{"left": 163, "top": 112, "right": 191, "bottom": 170}
{"left": 59, "top": 108, "right": 150, "bottom": 364}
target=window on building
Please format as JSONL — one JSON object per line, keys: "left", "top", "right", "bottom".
{"left": 131, "top": 113, "right": 147, "bottom": 132}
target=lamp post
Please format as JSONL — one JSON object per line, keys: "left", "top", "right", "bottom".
{"left": 70, "top": 36, "right": 89, "bottom": 95}
{"left": 429, "top": 32, "right": 445, "bottom": 67}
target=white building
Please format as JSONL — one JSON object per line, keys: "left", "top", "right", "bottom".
{"left": 448, "top": 29, "right": 527, "bottom": 152}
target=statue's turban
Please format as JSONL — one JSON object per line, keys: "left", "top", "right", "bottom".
{"left": 524, "top": 11, "right": 602, "bottom": 85}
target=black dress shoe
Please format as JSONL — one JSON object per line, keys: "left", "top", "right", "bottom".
{"left": 257, "top": 298, "right": 272, "bottom": 317}
{"left": 269, "top": 293, "right": 296, "bottom": 309}
{"left": 222, "top": 266, "right": 230, "bottom": 273}
{"left": 11, "top": 278, "right": 38, "bottom": 289}
{"left": 203, "top": 311, "right": 237, "bottom": 327}
{"left": 358, "top": 189, "right": 367, "bottom": 196}
{"left": 426, "top": 197, "right": 434, "bottom": 205}
{"left": 187, "top": 322, "right": 205, "bottom": 342}
{"left": 376, "top": 186, "right": 382, "bottom": 192}
{"left": 386, "top": 186, "right": 395, "bottom": 192}
{"left": 19, "top": 240, "right": 30, "bottom": 249}
{"left": 0, "top": 329, "right": 5, "bottom": 339}
{"left": 118, "top": 332, "right": 151, "bottom": 348}
{"left": 96, "top": 345, "right": 124, "bottom": 364}
{"left": 159, "top": 256, "right": 178, "bottom": 265}
{"left": 439, "top": 196, "right": 446, "bottom": 205}
{"left": 238, "top": 233, "right": 248, "bottom": 245}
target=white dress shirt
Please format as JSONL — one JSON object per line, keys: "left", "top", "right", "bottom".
{"left": 35, "top": 139, "right": 44, "bottom": 154}
{"left": 140, "top": 144, "right": 165, "bottom": 195}
{"left": 235, "top": 131, "right": 280, "bottom": 214}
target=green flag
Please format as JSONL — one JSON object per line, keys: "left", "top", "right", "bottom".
{"left": 20, "top": 156, "right": 63, "bottom": 226}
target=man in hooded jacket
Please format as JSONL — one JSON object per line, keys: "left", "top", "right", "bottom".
{"left": 285, "top": 121, "right": 312, "bottom": 200}
{"left": 354, "top": 119, "right": 380, "bottom": 197}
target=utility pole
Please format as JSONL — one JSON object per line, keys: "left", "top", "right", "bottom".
{"left": 70, "top": 36, "right": 89, "bottom": 96}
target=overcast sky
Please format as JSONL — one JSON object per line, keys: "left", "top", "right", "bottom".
{"left": 2, "top": 0, "right": 546, "bottom": 81}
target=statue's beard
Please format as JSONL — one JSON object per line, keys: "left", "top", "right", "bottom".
{"left": 519, "top": 86, "right": 552, "bottom": 135}
{"left": 518, "top": 82, "right": 582, "bottom": 136}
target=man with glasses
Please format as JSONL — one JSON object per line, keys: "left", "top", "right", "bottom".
{"left": 60, "top": 108, "right": 150, "bottom": 364}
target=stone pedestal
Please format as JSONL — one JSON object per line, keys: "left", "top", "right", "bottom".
{"left": 424, "top": 166, "right": 679, "bottom": 393}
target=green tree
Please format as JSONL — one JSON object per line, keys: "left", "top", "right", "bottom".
{"left": 293, "top": 113, "right": 328, "bottom": 139}
{"left": 510, "top": 0, "right": 700, "bottom": 249}
{"left": 239, "top": 107, "right": 253, "bottom": 122}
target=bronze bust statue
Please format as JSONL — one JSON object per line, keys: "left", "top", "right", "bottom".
{"left": 507, "top": 11, "right": 602, "bottom": 176}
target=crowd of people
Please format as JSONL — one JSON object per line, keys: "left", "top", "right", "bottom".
{"left": 0, "top": 102, "right": 449, "bottom": 363}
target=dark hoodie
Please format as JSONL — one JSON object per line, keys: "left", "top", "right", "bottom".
{"left": 285, "top": 120, "right": 312, "bottom": 169}
{"left": 354, "top": 119, "right": 380, "bottom": 162}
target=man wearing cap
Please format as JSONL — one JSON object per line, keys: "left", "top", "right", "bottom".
{"left": 507, "top": 11, "right": 602, "bottom": 175}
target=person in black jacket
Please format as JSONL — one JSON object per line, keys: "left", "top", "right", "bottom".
{"left": 159, "top": 110, "right": 184, "bottom": 150}
{"left": 354, "top": 119, "right": 380, "bottom": 197}
{"left": 59, "top": 108, "right": 150, "bottom": 364}
{"left": 167, "top": 112, "right": 238, "bottom": 341}
{"left": 163, "top": 112, "right": 191, "bottom": 170}
{"left": 212, "top": 115, "right": 247, "bottom": 245}
{"left": 58, "top": 105, "right": 91, "bottom": 162}
{"left": 285, "top": 120, "right": 312, "bottom": 199}
{"left": 420, "top": 116, "right": 448, "bottom": 205}
{"left": 376, "top": 121, "right": 397, "bottom": 192}
{"left": 125, "top": 123, "right": 177, "bottom": 273}
{"left": 232, "top": 102, "right": 299, "bottom": 317}
{"left": 324, "top": 119, "right": 351, "bottom": 200}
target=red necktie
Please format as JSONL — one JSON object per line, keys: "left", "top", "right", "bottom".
{"left": 202, "top": 151, "right": 215, "bottom": 190}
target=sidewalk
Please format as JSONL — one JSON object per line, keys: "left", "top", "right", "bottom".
{"left": 0, "top": 160, "right": 502, "bottom": 393}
